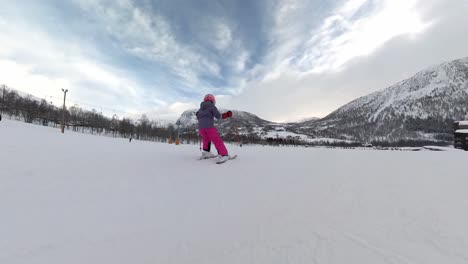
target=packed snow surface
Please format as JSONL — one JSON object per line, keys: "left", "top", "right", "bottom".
{"left": 1, "top": 119, "right": 468, "bottom": 264}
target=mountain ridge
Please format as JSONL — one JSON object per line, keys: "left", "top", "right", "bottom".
{"left": 177, "top": 57, "right": 468, "bottom": 143}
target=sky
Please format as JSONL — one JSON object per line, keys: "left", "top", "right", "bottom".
{"left": 0, "top": 0, "right": 467, "bottom": 122}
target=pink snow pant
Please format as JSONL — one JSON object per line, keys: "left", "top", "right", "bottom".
{"left": 199, "top": 127, "right": 228, "bottom": 156}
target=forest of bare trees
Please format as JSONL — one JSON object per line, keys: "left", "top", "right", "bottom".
{"left": 0, "top": 85, "right": 192, "bottom": 143}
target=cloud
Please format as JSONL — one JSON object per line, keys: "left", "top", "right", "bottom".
{"left": 0, "top": 7, "right": 155, "bottom": 115}
{"left": 1, "top": 0, "right": 466, "bottom": 123}
{"left": 227, "top": 0, "right": 468, "bottom": 122}
{"left": 0, "top": 59, "right": 71, "bottom": 106}
{"left": 139, "top": 101, "right": 199, "bottom": 124}
{"left": 71, "top": 0, "right": 230, "bottom": 94}
{"left": 2, "top": 0, "right": 260, "bottom": 118}
{"left": 304, "top": 0, "right": 431, "bottom": 73}
{"left": 265, "top": 0, "right": 432, "bottom": 75}
{"left": 213, "top": 23, "right": 233, "bottom": 51}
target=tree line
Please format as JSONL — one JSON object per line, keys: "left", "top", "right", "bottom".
{"left": 0, "top": 84, "right": 295, "bottom": 146}
{"left": 0, "top": 85, "right": 175, "bottom": 143}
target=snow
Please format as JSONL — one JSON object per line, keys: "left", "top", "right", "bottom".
{"left": 455, "top": 129, "right": 468, "bottom": 134}
{"left": 459, "top": 121, "right": 468, "bottom": 126}
{"left": 422, "top": 146, "right": 459, "bottom": 151}
{"left": 263, "top": 130, "right": 307, "bottom": 139}
{"left": 261, "top": 130, "right": 354, "bottom": 144}
{"left": 307, "top": 137, "right": 354, "bottom": 143}
{"left": 363, "top": 58, "right": 468, "bottom": 122}
{"left": 1, "top": 119, "right": 468, "bottom": 264}
{"left": 177, "top": 110, "right": 198, "bottom": 126}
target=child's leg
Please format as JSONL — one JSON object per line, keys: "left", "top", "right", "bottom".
{"left": 199, "top": 128, "right": 211, "bottom": 151}
{"left": 206, "top": 128, "right": 228, "bottom": 156}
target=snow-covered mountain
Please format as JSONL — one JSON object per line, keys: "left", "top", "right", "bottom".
{"left": 294, "top": 57, "right": 468, "bottom": 142}
{"left": 176, "top": 109, "right": 285, "bottom": 138}
{"left": 176, "top": 57, "right": 468, "bottom": 144}
{"left": 177, "top": 109, "right": 274, "bottom": 128}
{"left": 296, "top": 117, "right": 320, "bottom": 123}
{"left": 176, "top": 109, "right": 349, "bottom": 144}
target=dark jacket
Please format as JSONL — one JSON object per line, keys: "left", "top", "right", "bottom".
{"left": 196, "top": 101, "right": 221, "bottom": 129}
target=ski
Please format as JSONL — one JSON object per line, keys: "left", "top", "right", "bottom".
{"left": 198, "top": 155, "right": 218, "bottom": 160}
{"left": 216, "top": 155, "right": 237, "bottom": 164}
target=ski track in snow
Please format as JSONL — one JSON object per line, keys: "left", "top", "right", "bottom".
{"left": 1, "top": 119, "right": 468, "bottom": 264}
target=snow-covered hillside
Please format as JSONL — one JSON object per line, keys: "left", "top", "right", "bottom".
{"left": 177, "top": 109, "right": 294, "bottom": 140}
{"left": 177, "top": 110, "right": 329, "bottom": 143}
{"left": 330, "top": 57, "right": 468, "bottom": 121}
{"left": 1, "top": 119, "right": 468, "bottom": 264}
{"left": 175, "top": 58, "right": 468, "bottom": 145}
{"left": 296, "top": 57, "right": 468, "bottom": 142}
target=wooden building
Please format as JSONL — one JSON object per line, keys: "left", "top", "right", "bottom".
{"left": 453, "top": 121, "right": 468, "bottom": 150}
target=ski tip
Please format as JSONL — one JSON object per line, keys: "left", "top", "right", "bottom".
{"left": 216, "top": 155, "right": 237, "bottom": 164}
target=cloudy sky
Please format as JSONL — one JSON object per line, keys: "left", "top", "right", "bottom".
{"left": 1, "top": 0, "right": 467, "bottom": 122}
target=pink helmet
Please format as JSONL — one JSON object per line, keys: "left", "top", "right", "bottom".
{"left": 203, "top": 94, "right": 216, "bottom": 104}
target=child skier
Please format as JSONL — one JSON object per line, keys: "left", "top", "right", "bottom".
{"left": 196, "top": 94, "right": 233, "bottom": 162}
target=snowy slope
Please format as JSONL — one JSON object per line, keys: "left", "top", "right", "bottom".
{"left": 329, "top": 57, "right": 468, "bottom": 121}
{"left": 1, "top": 119, "right": 468, "bottom": 264}
{"left": 296, "top": 57, "right": 468, "bottom": 142}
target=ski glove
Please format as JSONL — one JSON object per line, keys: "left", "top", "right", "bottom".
{"left": 222, "top": 111, "right": 233, "bottom": 119}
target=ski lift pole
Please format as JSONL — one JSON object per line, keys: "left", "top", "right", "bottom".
{"left": 232, "top": 126, "right": 242, "bottom": 147}
{"left": 199, "top": 134, "right": 202, "bottom": 151}
{"left": 176, "top": 123, "right": 181, "bottom": 145}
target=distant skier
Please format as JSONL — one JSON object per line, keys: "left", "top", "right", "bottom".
{"left": 196, "top": 94, "right": 232, "bottom": 163}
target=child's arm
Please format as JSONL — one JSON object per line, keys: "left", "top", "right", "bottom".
{"left": 212, "top": 106, "right": 222, "bottom": 120}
